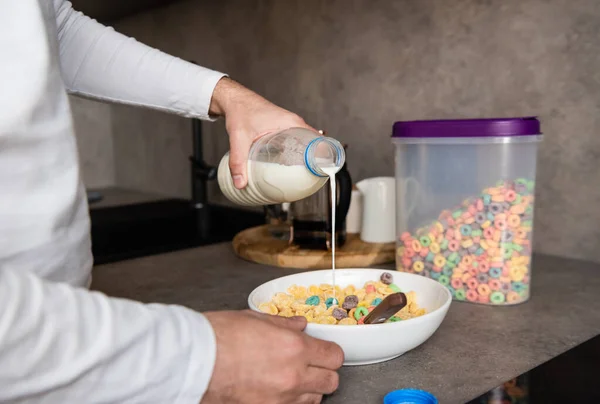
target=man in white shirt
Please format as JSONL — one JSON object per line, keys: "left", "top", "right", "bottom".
{"left": 0, "top": 1, "right": 343, "bottom": 403}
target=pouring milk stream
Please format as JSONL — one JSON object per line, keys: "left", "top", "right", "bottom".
{"left": 322, "top": 165, "right": 340, "bottom": 296}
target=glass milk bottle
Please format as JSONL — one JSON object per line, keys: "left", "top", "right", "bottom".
{"left": 217, "top": 128, "right": 345, "bottom": 206}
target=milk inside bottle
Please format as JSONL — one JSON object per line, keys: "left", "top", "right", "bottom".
{"left": 217, "top": 128, "right": 345, "bottom": 206}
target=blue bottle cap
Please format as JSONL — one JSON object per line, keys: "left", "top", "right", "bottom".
{"left": 384, "top": 389, "right": 438, "bottom": 404}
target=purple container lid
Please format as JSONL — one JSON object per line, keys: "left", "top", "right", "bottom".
{"left": 392, "top": 117, "right": 541, "bottom": 138}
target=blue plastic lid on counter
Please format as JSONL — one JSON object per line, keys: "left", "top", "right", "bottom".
{"left": 384, "top": 389, "right": 438, "bottom": 404}
{"left": 392, "top": 117, "right": 541, "bottom": 138}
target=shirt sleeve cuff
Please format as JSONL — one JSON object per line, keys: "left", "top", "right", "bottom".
{"left": 186, "top": 68, "right": 228, "bottom": 122}
{"left": 174, "top": 310, "right": 217, "bottom": 404}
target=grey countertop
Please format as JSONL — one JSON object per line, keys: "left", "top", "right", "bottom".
{"left": 91, "top": 244, "right": 600, "bottom": 404}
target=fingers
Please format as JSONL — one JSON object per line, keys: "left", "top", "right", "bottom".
{"left": 299, "top": 367, "right": 339, "bottom": 395}
{"left": 247, "top": 310, "right": 307, "bottom": 331}
{"left": 303, "top": 335, "right": 344, "bottom": 370}
{"left": 247, "top": 310, "right": 342, "bottom": 369}
{"left": 228, "top": 131, "right": 252, "bottom": 189}
{"left": 266, "top": 315, "right": 308, "bottom": 332}
{"left": 295, "top": 393, "right": 323, "bottom": 404}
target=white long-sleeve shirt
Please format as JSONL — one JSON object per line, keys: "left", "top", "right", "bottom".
{"left": 0, "top": 0, "right": 226, "bottom": 402}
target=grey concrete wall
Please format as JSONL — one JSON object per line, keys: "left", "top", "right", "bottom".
{"left": 70, "top": 96, "right": 115, "bottom": 188}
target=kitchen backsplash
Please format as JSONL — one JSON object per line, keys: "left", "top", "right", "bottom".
{"left": 72, "top": 0, "right": 600, "bottom": 263}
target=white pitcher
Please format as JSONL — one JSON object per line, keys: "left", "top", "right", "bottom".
{"left": 356, "top": 176, "right": 422, "bottom": 243}
{"left": 355, "top": 177, "right": 396, "bottom": 243}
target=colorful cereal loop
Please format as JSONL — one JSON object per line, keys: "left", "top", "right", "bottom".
{"left": 466, "top": 277, "right": 479, "bottom": 290}
{"left": 477, "top": 294, "right": 490, "bottom": 304}
{"left": 434, "top": 222, "right": 444, "bottom": 233}
{"left": 451, "top": 278, "right": 463, "bottom": 289}
{"left": 512, "top": 282, "right": 527, "bottom": 293}
{"left": 389, "top": 284, "right": 402, "bottom": 293}
{"left": 511, "top": 243, "right": 524, "bottom": 252}
{"left": 510, "top": 204, "right": 526, "bottom": 215}
{"left": 448, "top": 252, "right": 460, "bottom": 264}
{"left": 466, "top": 290, "right": 478, "bottom": 302}
{"left": 508, "top": 214, "right": 521, "bottom": 228}
{"left": 488, "top": 279, "right": 501, "bottom": 291}
{"left": 516, "top": 229, "right": 529, "bottom": 239}
{"left": 461, "top": 239, "right": 474, "bottom": 249}
{"left": 505, "top": 190, "right": 517, "bottom": 202}
{"left": 419, "top": 235, "right": 432, "bottom": 247}
{"left": 494, "top": 213, "right": 508, "bottom": 230}
{"left": 438, "top": 275, "right": 450, "bottom": 286}
{"left": 509, "top": 266, "right": 526, "bottom": 282}
{"left": 489, "top": 267, "right": 502, "bottom": 278}
{"left": 453, "top": 267, "right": 465, "bottom": 277}
{"left": 411, "top": 239, "right": 422, "bottom": 252}
{"left": 354, "top": 306, "right": 369, "bottom": 320}
{"left": 490, "top": 291, "right": 506, "bottom": 304}
{"left": 477, "top": 284, "right": 491, "bottom": 296}
{"left": 506, "top": 291, "right": 521, "bottom": 303}
{"left": 513, "top": 194, "right": 522, "bottom": 204}
{"left": 492, "top": 194, "right": 505, "bottom": 203}
{"left": 462, "top": 255, "right": 474, "bottom": 266}
{"left": 460, "top": 225, "right": 472, "bottom": 237}
{"left": 483, "top": 228, "right": 495, "bottom": 239}
{"left": 413, "top": 261, "right": 425, "bottom": 273}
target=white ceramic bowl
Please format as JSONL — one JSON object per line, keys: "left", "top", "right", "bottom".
{"left": 248, "top": 268, "right": 452, "bottom": 366}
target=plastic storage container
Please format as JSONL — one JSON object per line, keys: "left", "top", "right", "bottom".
{"left": 392, "top": 117, "right": 542, "bottom": 305}
{"left": 218, "top": 127, "right": 345, "bottom": 206}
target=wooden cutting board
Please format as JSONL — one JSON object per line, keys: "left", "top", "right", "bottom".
{"left": 232, "top": 225, "right": 395, "bottom": 269}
